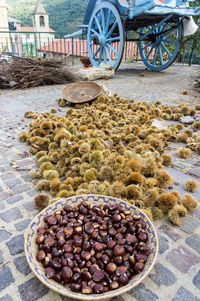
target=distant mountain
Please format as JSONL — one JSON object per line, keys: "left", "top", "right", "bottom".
{"left": 7, "top": 0, "right": 88, "bottom": 37}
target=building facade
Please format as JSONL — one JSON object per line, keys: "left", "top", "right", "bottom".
{"left": 32, "top": 0, "right": 54, "bottom": 49}
{"left": 0, "top": 0, "right": 10, "bottom": 51}
{"left": 0, "top": 0, "right": 55, "bottom": 56}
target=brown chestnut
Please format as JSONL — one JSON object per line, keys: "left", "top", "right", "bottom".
{"left": 47, "top": 216, "right": 57, "bottom": 226}
{"left": 36, "top": 235, "right": 44, "bottom": 244}
{"left": 36, "top": 250, "right": 45, "bottom": 261}
{"left": 44, "top": 237, "right": 55, "bottom": 247}
{"left": 94, "top": 242, "right": 105, "bottom": 252}
{"left": 134, "top": 262, "right": 144, "bottom": 274}
{"left": 113, "top": 256, "right": 123, "bottom": 265}
{"left": 106, "top": 262, "right": 117, "bottom": 274}
{"left": 82, "top": 286, "right": 93, "bottom": 294}
{"left": 63, "top": 244, "right": 73, "bottom": 253}
{"left": 92, "top": 270, "right": 104, "bottom": 281}
{"left": 37, "top": 227, "right": 46, "bottom": 235}
{"left": 73, "top": 236, "right": 82, "bottom": 246}
{"left": 61, "top": 266, "right": 73, "bottom": 279}
{"left": 109, "top": 281, "right": 119, "bottom": 290}
{"left": 135, "top": 253, "right": 147, "bottom": 263}
{"left": 70, "top": 283, "right": 81, "bottom": 292}
{"left": 64, "top": 227, "right": 73, "bottom": 238}
{"left": 116, "top": 266, "right": 127, "bottom": 276}
{"left": 138, "top": 232, "right": 148, "bottom": 242}
{"left": 119, "top": 274, "right": 129, "bottom": 285}
{"left": 93, "top": 284, "right": 104, "bottom": 294}
{"left": 45, "top": 267, "right": 55, "bottom": 279}
{"left": 102, "top": 254, "right": 110, "bottom": 265}
{"left": 81, "top": 271, "right": 91, "bottom": 282}
{"left": 113, "top": 245, "right": 125, "bottom": 257}
{"left": 107, "top": 240, "right": 116, "bottom": 249}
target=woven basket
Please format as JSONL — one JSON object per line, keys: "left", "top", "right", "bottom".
{"left": 24, "top": 194, "right": 158, "bottom": 300}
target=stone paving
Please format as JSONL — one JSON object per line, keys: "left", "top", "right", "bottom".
{"left": 0, "top": 63, "right": 200, "bottom": 301}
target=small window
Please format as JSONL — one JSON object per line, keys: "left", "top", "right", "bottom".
{"left": 39, "top": 16, "right": 45, "bottom": 27}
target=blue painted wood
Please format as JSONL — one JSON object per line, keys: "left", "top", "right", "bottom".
{"left": 87, "top": 1, "right": 125, "bottom": 70}
{"left": 84, "top": 0, "right": 199, "bottom": 25}
{"left": 146, "top": 5, "right": 200, "bottom": 16}
{"left": 138, "top": 19, "right": 182, "bottom": 71}
{"left": 83, "top": 0, "right": 199, "bottom": 71}
{"left": 129, "top": 2, "right": 154, "bottom": 19}
{"left": 83, "top": 0, "right": 98, "bottom": 25}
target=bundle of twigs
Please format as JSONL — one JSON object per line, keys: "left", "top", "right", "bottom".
{"left": 3, "top": 56, "right": 77, "bottom": 89}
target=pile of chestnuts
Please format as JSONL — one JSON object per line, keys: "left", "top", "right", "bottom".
{"left": 36, "top": 201, "right": 150, "bottom": 294}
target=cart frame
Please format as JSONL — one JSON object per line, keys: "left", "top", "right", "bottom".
{"left": 79, "top": 0, "right": 200, "bottom": 71}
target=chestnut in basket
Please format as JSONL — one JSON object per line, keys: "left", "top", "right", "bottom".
{"left": 36, "top": 201, "right": 150, "bottom": 294}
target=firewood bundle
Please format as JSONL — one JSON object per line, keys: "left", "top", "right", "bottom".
{"left": 2, "top": 56, "right": 77, "bottom": 89}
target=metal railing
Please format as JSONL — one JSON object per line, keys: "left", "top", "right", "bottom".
{"left": 0, "top": 30, "right": 55, "bottom": 58}
{"left": 0, "top": 30, "right": 199, "bottom": 65}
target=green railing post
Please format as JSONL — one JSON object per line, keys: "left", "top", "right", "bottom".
{"left": 9, "top": 32, "right": 12, "bottom": 52}
{"left": 6, "top": 37, "right": 8, "bottom": 51}
{"left": 30, "top": 43, "right": 33, "bottom": 57}
{"left": 34, "top": 33, "right": 37, "bottom": 57}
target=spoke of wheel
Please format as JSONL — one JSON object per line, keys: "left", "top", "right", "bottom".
{"left": 146, "top": 44, "right": 154, "bottom": 60}
{"left": 94, "top": 15, "right": 102, "bottom": 34}
{"left": 158, "top": 45, "right": 164, "bottom": 65}
{"left": 105, "top": 9, "right": 111, "bottom": 33}
{"left": 153, "top": 47, "right": 158, "bottom": 65}
{"left": 103, "top": 47, "right": 107, "bottom": 64}
{"left": 106, "top": 36, "right": 120, "bottom": 42}
{"left": 98, "top": 47, "right": 103, "bottom": 64}
{"left": 142, "top": 27, "right": 154, "bottom": 40}
{"left": 161, "top": 27, "right": 177, "bottom": 38}
{"left": 107, "top": 43, "right": 118, "bottom": 55}
{"left": 161, "top": 41, "right": 172, "bottom": 57}
{"left": 90, "top": 28, "right": 99, "bottom": 37}
{"left": 162, "top": 23, "right": 168, "bottom": 32}
{"left": 93, "top": 46, "right": 101, "bottom": 59}
{"left": 141, "top": 41, "right": 153, "bottom": 51}
{"left": 162, "top": 39, "right": 177, "bottom": 44}
{"left": 101, "top": 8, "right": 105, "bottom": 33}
{"left": 105, "top": 46, "right": 113, "bottom": 65}
{"left": 106, "top": 20, "right": 117, "bottom": 38}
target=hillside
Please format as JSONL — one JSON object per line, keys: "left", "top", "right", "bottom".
{"left": 7, "top": 0, "right": 88, "bottom": 37}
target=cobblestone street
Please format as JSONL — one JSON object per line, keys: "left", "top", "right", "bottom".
{"left": 0, "top": 63, "right": 199, "bottom": 301}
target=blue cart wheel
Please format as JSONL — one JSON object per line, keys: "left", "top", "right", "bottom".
{"left": 87, "top": 1, "right": 125, "bottom": 71}
{"left": 139, "top": 21, "right": 183, "bottom": 71}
